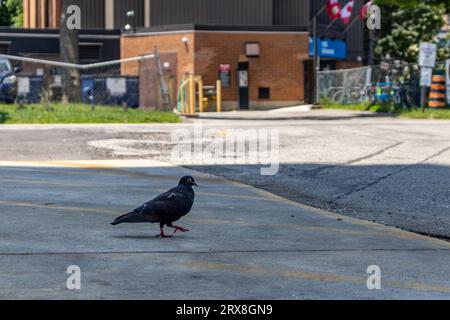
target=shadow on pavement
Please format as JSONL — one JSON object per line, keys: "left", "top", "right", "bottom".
{"left": 187, "top": 162, "right": 450, "bottom": 240}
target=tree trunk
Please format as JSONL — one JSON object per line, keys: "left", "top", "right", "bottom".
{"left": 60, "top": 0, "right": 80, "bottom": 103}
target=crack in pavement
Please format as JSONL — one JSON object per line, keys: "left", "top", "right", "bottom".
{"left": 302, "top": 141, "right": 404, "bottom": 177}
{"left": 333, "top": 145, "right": 450, "bottom": 203}
{"left": 1, "top": 248, "right": 450, "bottom": 256}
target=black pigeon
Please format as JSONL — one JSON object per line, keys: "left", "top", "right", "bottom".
{"left": 111, "top": 176, "right": 198, "bottom": 238}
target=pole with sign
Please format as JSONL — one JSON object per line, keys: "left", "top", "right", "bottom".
{"left": 418, "top": 42, "right": 437, "bottom": 112}
{"left": 446, "top": 59, "right": 450, "bottom": 106}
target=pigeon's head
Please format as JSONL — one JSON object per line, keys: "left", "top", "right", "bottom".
{"left": 179, "top": 176, "right": 198, "bottom": 188}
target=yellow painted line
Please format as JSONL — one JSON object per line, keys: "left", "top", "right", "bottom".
{"left": 0, "top": 198, "right": 441, "bottom": 241}
{"left": 0, "top": 166, "right": 126, "bottom": 178}
{"left": 280, "top": 270, "right": 363, "bottom": 283}
{"left": 0, "top": 200, "right": 118, "bottom": 215}
{"left": 0, "top": 177, "right": 273, "bottom": 202}
{"left": 0, "top": 161, "right": 230, "bottom": 187}
{"left": 29, "top": 161, "right": 117, "bottom": 170}
{"left": 295, "top": 225, "right": 367, "bottom": 236}
{"left": 0, "top": 178, "right": 88, "bottom": 188}
{"left": 197, "top": 191, "right": 276, "bottom": 202}
{"left": 228, "top": 180, "right": 450, "bottom": 248}
{"left": 386, "top": 280, "right": 450, "bottom": 293}
{"left": 190, "top": 218, "right": 248, "bottom": 226}
{"left": 0, "top": 176, "right": 319, "bottom": 204}
{"left": 186, "top": 261, "right": 267, "bottom": 276}
{"left": 0, "top": 199, "right": 373, "bottom": 237}
{"left": 185, "top": 260, "right": 450, "bottom": 294}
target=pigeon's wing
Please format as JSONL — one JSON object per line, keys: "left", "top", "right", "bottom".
{"left": 148, "top": 188, "right": 189, "bottom": 222}
{"left": 111, "top": 187, "right": 188, "bottom": 225}
{"left": 111, "top": 201, "right": 159, "bottom": 224}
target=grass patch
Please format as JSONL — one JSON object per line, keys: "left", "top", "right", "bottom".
{"left": 322, "top": 102, "right": 450, "bottom": 120}
{"left": 0, "top": 103, "right": 181, "bottom": 124}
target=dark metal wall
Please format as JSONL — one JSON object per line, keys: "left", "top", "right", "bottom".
{"left": 71, "top": 0, "right": 105, "bottom": 29}
{"left": 310, "top": 0, "right": 367, "bottom": 60}
{"left": 114, "top": 0, "right": 145, "bottom": 29}
{"left": 0, "top": 28, "right": 120, "bottom": 62}
{"left": 345, "top": 0, "right": 365, "bottom": 61}
{"left": 273, "top": 0, "right": 310, "bottom": 26}
{"left": 17, "top": 0, "right": 364, "bottom": 61}
{"left": 147, "top": 0, "right": 363, "bottom": 60}
{"left": 308, "top": 0, "right": 364, "bottom": 60}
{"left": 150, "top": 0, "right": 273, "bottom": 26}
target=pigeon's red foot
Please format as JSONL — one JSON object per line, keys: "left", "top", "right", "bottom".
{"left": 155, "top": 230, "right": 173, "bottom": 238}
{"left": 172, "top": 225, "right": 190, "bottom": 233}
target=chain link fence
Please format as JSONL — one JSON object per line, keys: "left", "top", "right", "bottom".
{"left": 318, "top": 60, "right": 448, "bottom": 109}
{"left": 0, "top": 53, "right": 172, "bottom": 110}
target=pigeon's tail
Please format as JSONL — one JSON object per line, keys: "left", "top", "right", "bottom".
{"left": 111, "top": 212, "right": 131, "bottom": 225}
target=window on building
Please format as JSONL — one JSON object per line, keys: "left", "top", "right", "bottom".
{"left": 259, "top": 87, "right": 270, "bottom": 100}
{"left": 79, "top": 43, "right": 103, "bottom": 63}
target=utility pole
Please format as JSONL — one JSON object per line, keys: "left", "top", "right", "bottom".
{"left": 313, "top": 16, "right": 319, "bottom": 105}
{"left": 310, "top": 4, "right": 327, "bottom": 105}
{"left": 60, "top": 0, "right": 80, "bottom": 103}
{"left": 154, "top": 47, "right": 171, "bottom": 111}
{"left": 368, "top": 29, "right": 375, "bottom": 66}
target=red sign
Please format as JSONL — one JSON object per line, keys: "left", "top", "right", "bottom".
{"left": 219, "top": 64, "right": 231, "bottom": 72}
{"left": 219, "top": 64, "right": 231, "bottom": 87}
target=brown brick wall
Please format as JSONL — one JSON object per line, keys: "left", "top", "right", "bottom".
{"left": 121, "top": 31, "right": 309, "bottom": 110}
{"left": 121, "top": 32, "right": 195, "bottom": 84}
{"left": 195, "top": 32, "right": 309, "bottom": 109}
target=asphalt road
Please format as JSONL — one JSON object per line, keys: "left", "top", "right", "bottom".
{"left": 2, "top": 109, "right": 448, "bottom": 238}
{"left": 0, "top": 109, "right": 450, "bottom": 299}
{"left": 1, "top": 160, "right": 450, "bottom": 299}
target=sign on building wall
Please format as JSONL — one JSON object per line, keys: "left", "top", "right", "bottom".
{"left": 219, "top": 64, "right": 231, "bottom": 87}
{"left": 239, "top": 70, "right": 249, "bottom": 88}
{"left": 309, "top": 37, "right": 347, "bottom": 60}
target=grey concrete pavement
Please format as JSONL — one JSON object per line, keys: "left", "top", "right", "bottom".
{"left": 3, "top": 110, "right": 441, "bottom": 238}
{"left": 1, "top": 109, "right": 450, "bottom": 299}
{"left": 1, "top": 160, "right": 450, "bottom": 299}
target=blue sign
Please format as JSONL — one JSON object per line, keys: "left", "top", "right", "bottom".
{"left": 309, "top": 37, "right": 347, "bottom": 60}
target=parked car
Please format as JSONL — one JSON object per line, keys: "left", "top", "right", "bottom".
{"left": 0, "top": 58, "right": 19, "bottom": 103}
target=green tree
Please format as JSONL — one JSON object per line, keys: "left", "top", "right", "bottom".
{"left": 374, "top": 2, "right": 449, "bottom": 62}
{"left": 0, "top": 0, "right": 23, "bottom": 27}
{"left": 377, "top": 0, "right": 450, "bottom": 13}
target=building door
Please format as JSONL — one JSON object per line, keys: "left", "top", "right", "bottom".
{"left": 238, "top": 61, "right": 249, "bottom": 110}
{"left": 304, "top": 61, "right": 314, "bottom": 104}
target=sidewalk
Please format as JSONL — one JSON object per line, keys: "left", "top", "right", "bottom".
{"left": 183, "top": 106, "right": 393, "bottom": 121}
{"left": 0, "top": 159, "right": 449, "bottom": 299}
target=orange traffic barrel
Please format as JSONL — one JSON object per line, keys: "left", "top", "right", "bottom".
{"left": 429, "top": 74, "right": 447, "bottom": 108}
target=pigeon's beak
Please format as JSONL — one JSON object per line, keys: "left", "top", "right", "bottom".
{"left": 193, "top": 182, "right": 199, "bottom": 187}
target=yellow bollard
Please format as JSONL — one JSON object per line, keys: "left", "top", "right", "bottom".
{"left": 198, "top": 77, "right": 204, "bottom": 113}
{"left": 216, "top": 80, "right": 222, "bottom": 113}
{"left": 189, "top": 74, "right": 195, "bottom": 114}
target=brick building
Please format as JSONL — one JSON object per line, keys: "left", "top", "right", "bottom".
{"left": 122, "top": 25, "right": 314, "bottom": 110}
{"left": 21, "top": 0, "right": 365, "bottom": 110}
